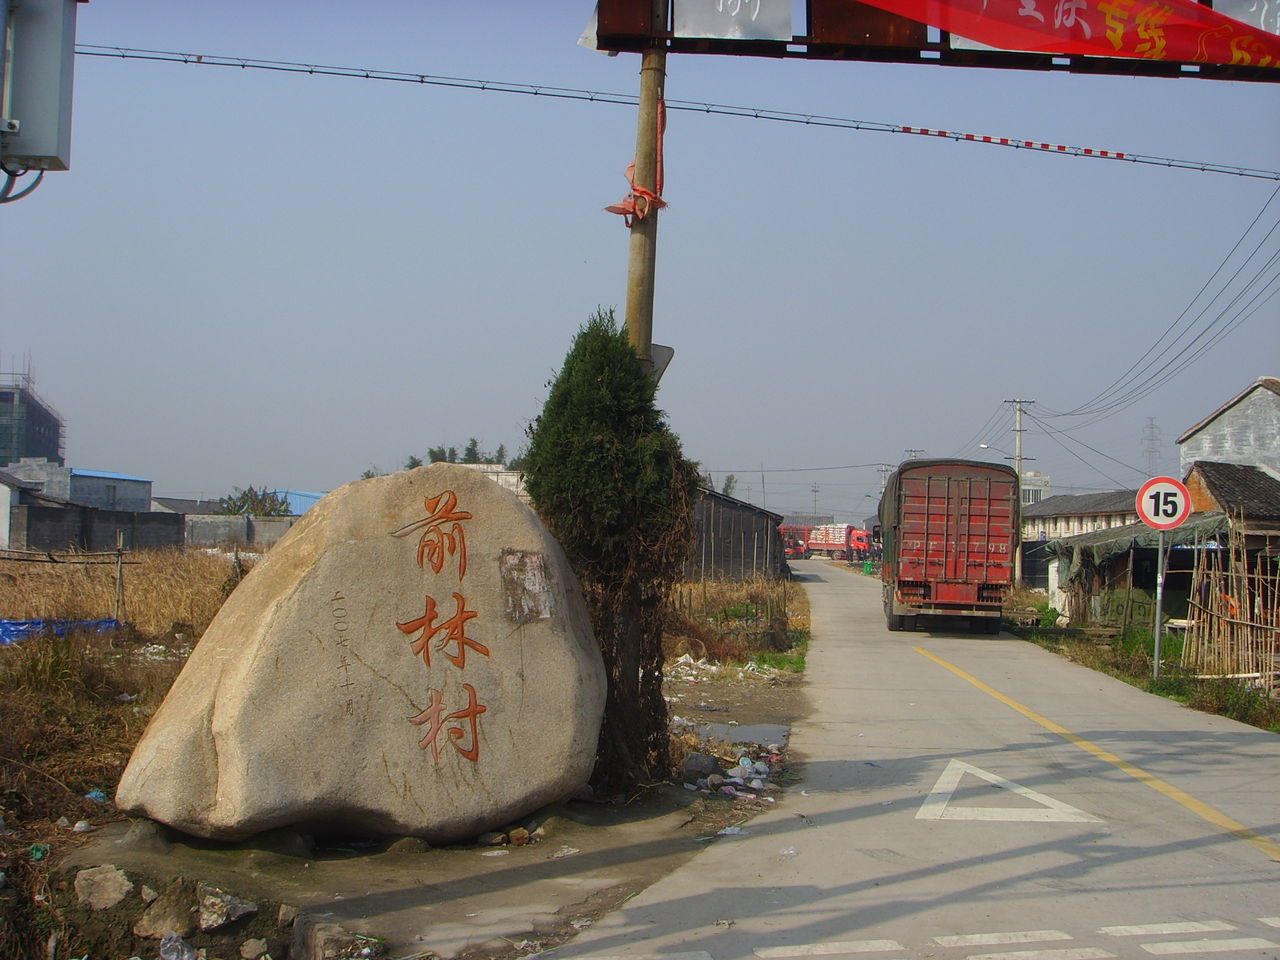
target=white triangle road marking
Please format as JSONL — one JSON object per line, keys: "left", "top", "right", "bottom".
{"left": 916, "top": 759, "right": 1102, "bottom": 823}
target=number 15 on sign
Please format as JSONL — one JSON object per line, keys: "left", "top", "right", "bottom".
{"left": 1136, "top": 477, "right": 1191, "bottom": 531}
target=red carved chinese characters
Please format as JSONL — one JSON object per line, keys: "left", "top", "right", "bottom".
{"left": 391, "top": 488, "right": 491, "bottom": 764}
{"left": 408, "top": 684, "right": 487, "bottom": 762}
{"left": 390, "top": 489, "right": 472, "bottom": 579}
{"left": 396, "top": 592, "right": 489, "bottom": 669}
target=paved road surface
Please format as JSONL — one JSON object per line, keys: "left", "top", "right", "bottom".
{"left": 546, "top": 560, "right": 1280, "bottom": 960}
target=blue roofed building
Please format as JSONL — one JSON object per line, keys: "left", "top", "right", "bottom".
{"left": 270, "top": 489, "right": 327, "bottom": 516}
{"left": 4, "top": 458, "right": 153, "bottom": 512}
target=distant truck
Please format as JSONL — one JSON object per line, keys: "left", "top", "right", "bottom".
{"left": 779, "top": 524, "right": 813, "bottom": 560}
{"left": 806, "top": 524, "right": 873, "bottom": 561}
{"left": 878, "top": 459, "right": 1018, "bottom": 633}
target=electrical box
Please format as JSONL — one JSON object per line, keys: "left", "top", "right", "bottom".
{"left": 2, "top": 0, "right": 81, "bottom": 171}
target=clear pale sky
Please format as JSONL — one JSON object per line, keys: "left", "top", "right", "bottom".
{"left": 4, "top": 1, "right": 1277, "bottom": 522}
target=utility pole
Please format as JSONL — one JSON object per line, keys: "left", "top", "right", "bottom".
{"left": 623, "top": 2, "right": 667, "bottom": 369}
{"left": 811, "top": 483, "right": 820, "bottom": 515}
{"left": 1004, "top": 399, "right": 1035, "bottom": 584}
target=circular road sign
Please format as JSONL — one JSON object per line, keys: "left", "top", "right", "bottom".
{"left": 1136, "top": 476, "right": 1192, "bottom": 530}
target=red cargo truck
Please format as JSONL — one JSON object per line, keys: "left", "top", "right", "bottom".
{"left": 779, "top": 524, "right": 812, "bottom": 559}
{"left": 806, "top": 524, "right": 873, "bottom": 561}
{"left": 878, "top": 459, "right": 1018, "bottom": 633}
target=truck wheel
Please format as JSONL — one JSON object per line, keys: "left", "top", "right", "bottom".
{"left": 986, "top": 618, "right": 1002, "bottom": 635}
{"left": 886, "top": 614, "right": 902, "bottom": 632}
{"left": 903, "top": 616, "right": 919, "bottom": 632}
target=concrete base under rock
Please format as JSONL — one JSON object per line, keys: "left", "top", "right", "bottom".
{"left": 56, "top": 790, "right": 717, "bottom": 960}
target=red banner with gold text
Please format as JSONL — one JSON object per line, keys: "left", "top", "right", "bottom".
{"left": 852, "top": 0, "right": 1280, "bottom": 68}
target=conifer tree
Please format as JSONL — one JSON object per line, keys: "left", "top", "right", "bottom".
{"left": 524, "top": 309, "right": 698, "bottom": 794}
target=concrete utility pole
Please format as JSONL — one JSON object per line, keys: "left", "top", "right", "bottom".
{"left": 1004, "top": 399, "right": 1035, "bottom": 584}
{"left": 623, "top": 2, "right": 667, "bottom": 369}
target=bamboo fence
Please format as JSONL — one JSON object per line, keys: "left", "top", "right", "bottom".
{"left": 1181, "top": 521, "right": 1279, "bottom": 696}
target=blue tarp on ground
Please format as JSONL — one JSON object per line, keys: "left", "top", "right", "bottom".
{"left": 0, "top": 619, "right": 122, "bottom": 646}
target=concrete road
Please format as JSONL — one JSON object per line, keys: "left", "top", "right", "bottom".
{"left": 546, "top": 559, "right": 1280, "bottom": 960}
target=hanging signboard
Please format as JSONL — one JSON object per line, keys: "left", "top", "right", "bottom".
{"left": 593, "top": 0, "right": 1280, "bottom": 82}
{"left": 674, "top": 0, "right": 792, "bottom": 41}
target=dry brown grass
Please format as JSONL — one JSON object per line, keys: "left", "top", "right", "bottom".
{"left": 2, "top": 548, "right": 244, "bottom": 640}
{"left": 0, "top": 630, "right": 185, "bottom": 958}
{"left": 0, "top": 548, "right": 244, "bottom": 956}
{"left": 664, "top": 577, "right": 809, "bottom": 664}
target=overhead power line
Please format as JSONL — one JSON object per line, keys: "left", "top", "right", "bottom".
{"left": 709, "top": 462, "right": 889, "bottom": 474}
{"left": 1025, "top": 410, "right": 1146, "bottom": 485}
{"left": 1047, "top": 184, "right": 1280, "bottom": 424}
{"left": 76, "top": 45, "right": 1280, "bottom": 182}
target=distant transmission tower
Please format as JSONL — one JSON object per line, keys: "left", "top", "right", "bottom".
{"left": 1142, "top": 417, "right": 1162, "bottom": 475}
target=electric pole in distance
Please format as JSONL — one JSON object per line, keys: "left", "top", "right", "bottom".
{"left": 1003, "top": 399, "right": 1035, "bottom": 584}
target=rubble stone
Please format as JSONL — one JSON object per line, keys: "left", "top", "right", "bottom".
{"left": 681, "top": 752, "right": 723, "bottom": 782}
{"left": 197, "top": 882, "right": 258, "bottom": 931}
{"left": 73, "top": 864, "right": 133, "bottom": 910}
{"left": 134, "top": 878, "right": 197, "bottom": 939}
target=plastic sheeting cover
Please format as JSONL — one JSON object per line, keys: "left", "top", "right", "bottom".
{"left": 0, "top": 618, "right": 121, "bottom": 646}
{"left": 1042, "top": 511, "right": 1229, "bottom": 581}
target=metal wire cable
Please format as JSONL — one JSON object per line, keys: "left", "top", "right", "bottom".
{"left": 949, "top": 403, "right": 1012, "bottom": 458}
{"left": 75, "top": 45, "right": 1280, "bottom": 181}
{"left": 1041, "top": 261, "right": 1280, "bottom": 433}
{"left": 1024, "top": 411, "right": 1141, "bottom": 487}
{"left": 1051, "top": 185, "right": 1280, "bottom": 419}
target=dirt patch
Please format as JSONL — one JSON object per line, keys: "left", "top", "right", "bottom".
{"left": 46, "top": 665, "right": 808, "bottom": 960}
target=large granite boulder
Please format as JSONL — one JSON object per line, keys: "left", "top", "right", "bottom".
{"left": 116, "top": 464, "right": 605, "bottom": 842}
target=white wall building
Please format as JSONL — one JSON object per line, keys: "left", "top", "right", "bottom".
{"left": 1178, "top": 376, "right": 1280, "bottom": 477}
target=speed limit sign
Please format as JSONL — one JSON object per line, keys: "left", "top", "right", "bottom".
{"left": 1136, "top": 476, "right": 1192, "bottom": 530}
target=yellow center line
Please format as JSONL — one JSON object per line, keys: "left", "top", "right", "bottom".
{"left": 914, "top": 646, "right": 1280, "bottom": 862}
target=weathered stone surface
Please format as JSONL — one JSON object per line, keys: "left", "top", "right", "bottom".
{"left": 134, "top": 878, "right": 197, "bottom": 939}
{"left": 197, "top": 882, "right": 258, "bottom": 930}
{"left": 240, "top": 938, "right": 269, "bottom": 960}
{"left": 291, "top": 916, "right": 364, "bottom": 960}
{"left": 73, "top": 864, "right": 133, "bottom": 910}
{"left": 116, "top": 818, "right": 172, "bottom": 853}
{"left": 116, "top": 464, "right": 605, "bottom": 844}
{"left": 384, "top": 836, "right": 430, "bottom": 855}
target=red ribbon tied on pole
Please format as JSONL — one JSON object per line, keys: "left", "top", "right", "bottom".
{"left": 605, "top": 100, "right": 667, "bottom": 227}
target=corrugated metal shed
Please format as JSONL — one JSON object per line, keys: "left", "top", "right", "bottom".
{"left": 689, "top": 488, "right": 787, "bottom": 581}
